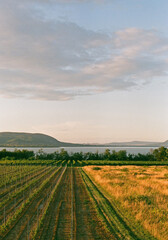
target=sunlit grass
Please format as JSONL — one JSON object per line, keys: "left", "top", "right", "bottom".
{"left": 84, "top": 166, "right": 168, "bottom": 240}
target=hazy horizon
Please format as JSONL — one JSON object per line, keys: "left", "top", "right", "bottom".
{"left": 0, "top": 0, "right": 168, "bottom": 144}
{"left": 0, "top": 131, "right": 167, "bottom": 145}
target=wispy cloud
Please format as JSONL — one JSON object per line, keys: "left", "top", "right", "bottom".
{"left": 0, "top": 1, "right": 168, "bottom": 100}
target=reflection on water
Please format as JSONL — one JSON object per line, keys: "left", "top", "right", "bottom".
{"left": 0, "top": 146, "right": 157, "bottom": 155}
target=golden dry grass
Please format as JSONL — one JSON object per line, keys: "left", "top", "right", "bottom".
{"left": 84, "top": 166, "right": 168, "bottom": 240}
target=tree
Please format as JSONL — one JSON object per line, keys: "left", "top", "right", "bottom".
{"left": 104, "top": 149, "right": 111, "bottom": 159}
{"left": 117, "top": 150, "right": 127, "bottom": 161}
{"left": 59, "top": 148, "right": 69, "bottom": 161}
{"left": 153, "top": 146, "right": 168, "bottom": 161}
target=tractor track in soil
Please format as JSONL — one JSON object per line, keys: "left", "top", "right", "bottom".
{"left": 37, "top": 167, "right": 114, "bottom": 240}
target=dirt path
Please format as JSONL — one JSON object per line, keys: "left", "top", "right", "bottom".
{"left": 74, "top": 168, "right": 114, "bottom": 240}
{"left": 38, "top": 167, "right": 114, "bottom": 240}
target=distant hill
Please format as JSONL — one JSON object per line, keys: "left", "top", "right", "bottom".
{"left": 0, "top": 132, "right": 167, "bottom": 148}
{"left": 162, "top": 140, "right": 168, "bottom": 147}
{"left": 106, "top": 140, "right": 168, "bottom": 147}
{"left": 0, "top": 132, "right": 86, "bottom": 147}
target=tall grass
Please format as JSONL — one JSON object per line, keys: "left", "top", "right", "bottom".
{"left": 84, "top": 166, "right": 168, "bottom": 240}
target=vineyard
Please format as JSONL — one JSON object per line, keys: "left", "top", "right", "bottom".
{"left": 0, "top": 165, "right": 159, "bottom": 240}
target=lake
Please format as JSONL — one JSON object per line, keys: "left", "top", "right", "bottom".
{"left": 0, "top": 146, "right": 157, "bottom": 155}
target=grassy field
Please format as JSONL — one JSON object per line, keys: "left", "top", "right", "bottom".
{"left": 84, "top": 165, "right": 168, "bottom": 240}
{"left": 0, "top": 165, "right": 165, "bottom": 239}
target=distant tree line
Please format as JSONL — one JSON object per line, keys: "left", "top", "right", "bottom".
{"left": 0, "top": 147, "right": 167, "bottom": 162}
{"left": 0, "top": 149, "right": 34, "bottom": 160}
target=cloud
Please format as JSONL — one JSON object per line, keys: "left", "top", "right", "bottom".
{"left": 0, "top": 1, "right": 168, "bottom": 101}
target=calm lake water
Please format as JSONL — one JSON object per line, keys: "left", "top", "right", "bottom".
{"left": 0, "top": 147, "right": 157, "bottom": 155}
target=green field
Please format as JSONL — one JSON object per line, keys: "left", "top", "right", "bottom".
{"left": 1, "top": 164, "right": 164, "bottom": 240}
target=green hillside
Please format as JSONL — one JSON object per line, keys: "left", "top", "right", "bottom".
{"left": 0, "top": 132, "right": 167, "bottom": 148}
{"left": 0, "top": 132, "right": 68, "bottom": 147}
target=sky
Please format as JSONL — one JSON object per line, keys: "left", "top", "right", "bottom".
{"left": 0, "top": 0, "right": 168, "bottom": 143}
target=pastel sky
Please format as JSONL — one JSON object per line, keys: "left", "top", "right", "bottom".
{"left": 0, "top": 0, "right": 168, "bottom": 143}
